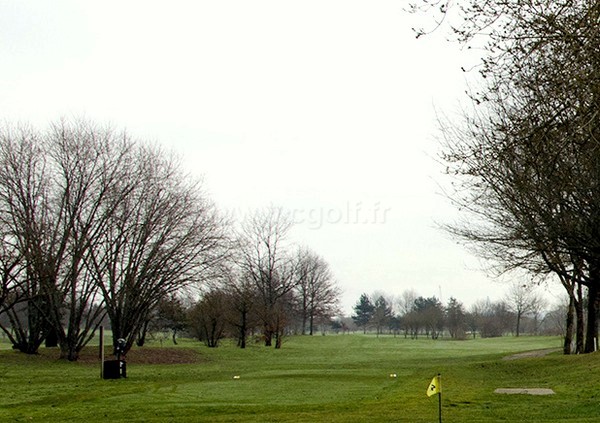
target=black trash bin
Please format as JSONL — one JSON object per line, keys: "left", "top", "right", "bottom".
{"left": 103, "top": 360, "right": 126, "bottom": 379}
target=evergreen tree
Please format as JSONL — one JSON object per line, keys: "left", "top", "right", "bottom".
{"left": 352, "top": 293, "right": 375, "bottom": 333}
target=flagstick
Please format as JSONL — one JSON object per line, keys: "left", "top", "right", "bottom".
{"left": 437, "top": 373, "right": 442, "bottom": 423}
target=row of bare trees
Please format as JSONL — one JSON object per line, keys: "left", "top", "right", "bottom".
{"left": 186, "top": 246, "right": 340, "bottom": 349}
{"left": 0, "top": 120, "right": 230, "bottom": 360}
{"left": 0, "top": 120, "right": 340, "bottom": 359}
{"left": 410, "top": 1, "right": 600, "bottom": 353}
{"left": 225, "top": 207, "right": 340, "bottom": 348}
{"left": 125, "top": 208, "right": 341, "bottom": 349}
{"left": 351, "top": 284, "right": 554, "bottom": 339}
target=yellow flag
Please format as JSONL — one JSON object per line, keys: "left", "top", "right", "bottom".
{"left": 427, "top": 375, "right": 441, "bottom": 397}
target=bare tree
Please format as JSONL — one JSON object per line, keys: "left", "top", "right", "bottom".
{"left": 293, "top": 248, "right": 340, "bottom": 335}
{"left": 87, "top": 143, "right": 231, "bottom": 354}
{"left": 0, "top": 121, "right": 139, "bottom": 359}
{"left": 217, "top": 271, "right": 258, "bottom": 349}
{"left": 397, "top": 289, "right": 418, "bottom": 338}
{"left": 466, "top": 301, "right": 484, "bottom": 339}
{"left": 505, "top": 282, "right": 537, "bottom": 337}
{"left": 238, "top": 206, "right": 297, "bottom": 348}
{"left": 139, "top": 294, "right": 188, "bottom": 346}
{"left": 0, "top": 119, "right": 230, "bottom": 359}
{"left": 0, "top": 232, "right": 25, "bottom": 318}
{"left": 529, "top": 293, "right": 549, "bottom": 336}
{"left": 0, "top": 124, "right": 59, "bottom": 354}
{"left": 397, "top": 289, "right": 418, "bottom": 317}
{"left": 541, "top": 299, "right": 569, "bottom": 336}
{"left": 480, "top": 299, "right": 514, "bottom": 338}
{"left": 188, "top": 288, "right": 229, "bottom": 348}
{"left": 413, "top": 0, "right": 600, "bottom": 352}
{"left": 414, "top": 296, "right": 444, "bottom": 339}
{"left": 44, "top": 119, "right": 131, "bottom": 360}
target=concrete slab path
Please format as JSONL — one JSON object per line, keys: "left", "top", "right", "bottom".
{"left": 494, "top": 388, "right": 555, "bottom": 395}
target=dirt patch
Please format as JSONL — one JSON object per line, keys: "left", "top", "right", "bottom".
{"left": 503, "top": 348, "right": 561, "bottom": 361}
{"left": 40, "top": 346, "right": 203, "bottom": 365}
{"left": 494, "top": 388, "right": 555, "bottom": 395}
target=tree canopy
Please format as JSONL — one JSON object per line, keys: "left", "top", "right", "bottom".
{"left": 412, "top": 0, "right": 600, "bottom": 352}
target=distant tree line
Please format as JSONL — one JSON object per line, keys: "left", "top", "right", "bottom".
{"left": 0, "top": 119, "right": 340, "bottom": 360}
{"left": 351, "top": 284, "right": 561, "bottom": 339}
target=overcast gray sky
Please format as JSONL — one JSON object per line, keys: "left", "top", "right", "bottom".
{"left": 0, "top": 1, "right": 562, "bottom": 313}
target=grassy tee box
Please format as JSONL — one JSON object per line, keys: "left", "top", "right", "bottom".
{"left": 1, "top": 335, "right": 599, "bottom": 422}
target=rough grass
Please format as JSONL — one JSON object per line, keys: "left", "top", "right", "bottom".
{"left": 1, "top": 334, "right": 599, "bottom": 422}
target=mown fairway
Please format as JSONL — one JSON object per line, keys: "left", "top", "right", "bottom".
{"left": 1, "top": 335, "right": 600, "bottom": 422}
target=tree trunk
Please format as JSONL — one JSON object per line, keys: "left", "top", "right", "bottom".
{"left": 301, "top": 313, "right": 307, "bottom": 336}
{"left": 238, "top": 310, "right": 247, "bottom": 349}
{"left": 10, "top": 300, "right": 48, "bottom": 354}
{"left": 45, "top": 327, "right": 59, "bottom": 348}
{"left": 263, "top": 323, "right": 273, "bottom": 347}
{"left": 59, "top": 342, "right": 80, "bottom": 361}
{"left": 275, "top": 324, "right": 284, "bottom": 349}
{"left": 136, "top": 320, "right": 150, "bottom": 347}
{"left": 585, "top": 282, "right": 600, "bottom": 353}
{"left": 575, "top": 282, "right": 585, "bottom": 354}
{"left": 564, "top": 293, "right": 574, "bottom": 354}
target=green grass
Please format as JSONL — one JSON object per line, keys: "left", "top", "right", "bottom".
{"left": 1, "top": 334, "right": 599, "bottom": 422}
